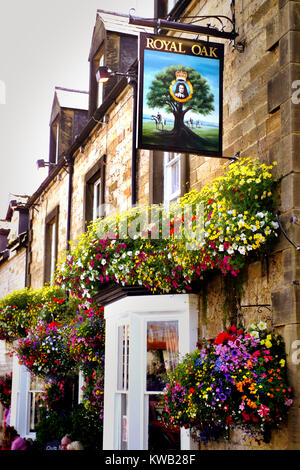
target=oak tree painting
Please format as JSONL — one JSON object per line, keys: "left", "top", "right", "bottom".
{"left": 146, "top": 65, "right": 215, "bottom": 146}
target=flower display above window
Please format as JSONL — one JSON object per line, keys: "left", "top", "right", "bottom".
{"left": 55, "top": 157, "right": 279, "bottom": 298}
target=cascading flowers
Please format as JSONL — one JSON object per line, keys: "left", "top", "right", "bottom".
{"left": 0, "top": 373, "right": 12, "bottom": 409}
{"left": 15, "top": 320, "right": 77, "bottom": 380}
{"left": 66, "top": 303, "right": 105, "bottom": 369}
{"left": 55, "top": 158, "right": 279, "bottom": 299}
{"left": 161, "top": 323, "right": 293, "bottom": 444}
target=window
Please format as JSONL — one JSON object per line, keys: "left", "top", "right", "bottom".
{"left": 164, "top": 152, "right": 181, "bottom": 205}
{"left": 44, "top": 207, "right": 59, "bottom": 284}
{"left": 50, "top": 118, "right": 60, "bottom": 164}
{"left": 103, "top": 294, "right": 199, "bottom": 450}
{"left": 84, "top": 155, "right": 106, "bottom": 227}
{"left": 28, "top": 376, "right": 44, "bottom": 433}
{"left": 97, "top": 54, "right": 104, "bottom": 108}
{"left": 117, "top": 324, "right": 130, "bottom": 450}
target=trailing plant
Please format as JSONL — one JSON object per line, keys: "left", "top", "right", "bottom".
{"left": 0, "top": 285, "right": 74, "bottom": 342}
{"left": 15, "top": 320, "right": 77, "bottom": 380}
{"left": 55, "top": 158, "right": 279, "bottom": 299}
{"left": 161, "top": 323, "right": 293, "bottom": 444}
{"left": 0, "top": 372, "right": 12, "bottom": 409}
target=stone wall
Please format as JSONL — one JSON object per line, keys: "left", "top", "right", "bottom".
{"left": 23, "top": 0, "right": 300, "bottom": 449}
{"left": 183, "top": 0, "right": 300, "bottom": 450}
{"left": 0, "top": 248, "right": 26, "bottom": 298}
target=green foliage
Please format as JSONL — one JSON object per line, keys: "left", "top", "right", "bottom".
{"left": 34, "top": 408, "right": 73, "bottom": 450}
{"left": 35, "top": 404, "right": 103, "bottom": 451}
{"left": 0, "top": 285, "right": 77, "bottom": 342}
{"left": 147, "top": 65, "right": 215, "bottom": 116}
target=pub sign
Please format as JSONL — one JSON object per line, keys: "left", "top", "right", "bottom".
{"left": 138, "top": 33, "right": 224, "bottom": 157}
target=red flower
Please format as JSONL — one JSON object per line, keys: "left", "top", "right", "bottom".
{"left": 227, "top": 325, "right": 237, "bottom": 335}
{"left": 242, "top": 412, "right": 250, "bottom": 421}
{"left": 226, "top": 415, "right": 233, "bottom": 424}
{"left": 215, "top": 332, "right": 229, "bottom": 345}
{"left": 208, "top": 199, "right": 214, "bottom": 204}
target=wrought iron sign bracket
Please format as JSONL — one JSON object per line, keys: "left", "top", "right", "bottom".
{"left": 276, "top": 212, "right": 300, "bottom": 251}
{"left": 237, "top": 304, "right": 273, "bottom": 327}
{"left": 129, "top": 2, "right": 244, "bottom": 52}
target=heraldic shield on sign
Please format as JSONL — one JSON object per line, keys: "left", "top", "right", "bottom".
{"left": 138, "top": 33, "right": 224, "bottom": 157}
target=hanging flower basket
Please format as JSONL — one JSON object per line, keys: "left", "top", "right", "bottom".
{"left": 55, "top": 158, "right": 279, "bottom": 300}
{"left": 0, "top": 373, "right": 12, "bottom": 409}
{"left": 161, "top": 323, "right": 293, "bottom": 444}
{"left": 66, "top": 304, "right": 105, "bottom": 370}
{"left": 15, "top": 320, "right": 77, "bottom": 380}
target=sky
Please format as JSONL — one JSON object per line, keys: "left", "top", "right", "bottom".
{"left": 0, "top": 0, "right": 154, "bottom": 219}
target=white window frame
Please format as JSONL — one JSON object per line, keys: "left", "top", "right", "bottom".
{"left": 103, "top": 294, "right": 199, "bottom": 451}
{"left": 164, "top": 152, "right": 181, "bottom": 206}
{"left": 97, "top": 55, "right": 104, "bottom": 108}
{"left": 49, "top": 220, "right": 57, "bottom": 284}
{"left": 92, "top": 178, "right": 101, "bottom": 221}
{"left": 28, "top": 376, "right": 44, "bottom": 434}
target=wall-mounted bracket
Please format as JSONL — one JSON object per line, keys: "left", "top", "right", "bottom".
{"left": 276, "top": 212, "right": 300, "bottom": 250}
{"left": 128, "top": 7, "right": 240, "bottom": 43}
{"left": 237, "top": 304, "right": 273, "bottom": 327}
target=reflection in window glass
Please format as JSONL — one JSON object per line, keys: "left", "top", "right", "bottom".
{"left": 29, "top": 376, "right": 44, "bottom": 432}
{"left": 148, "top": 394, "right": 180, "bottom": 450}
{"left": 147, "top": 321, "right": 178, "bottom": 391}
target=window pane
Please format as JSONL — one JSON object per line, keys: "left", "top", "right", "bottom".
{"left": 118, "top": 325, "right": 129, "bottom": 391}
{"left": 29, "top": 391, "right": 44, "bottom": 432}
{"left": 50, "top": 221, "right": 56, "bottom": 283}
{"left": 148, "top": 394, "right": 180, "bottom": 450}
{"left": 146, "top": 321, "right": 178, "bottom": 391}
{"left": 171, "top": 161, "right": 180, "bottom": 194}
{"left": 93, "top": 179, "right": 101, "bottom": 220}
{"left": 97, "top": 55, "right": 104, "bottom": 108}
{"left": 30, "top": 376, "right": 44, "bottom": 391}
{"left": 120, "top": 394, "right": 128, "bottom": 450}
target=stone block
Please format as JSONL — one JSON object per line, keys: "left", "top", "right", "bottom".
{"left": 266, "top": 14, "right": 280, "bottom": 50}
{"left": 272, "top": 284, "right": 300, "bottom": 325}
{"left": 268, "top": 67, "right": 290, "bottom": 112}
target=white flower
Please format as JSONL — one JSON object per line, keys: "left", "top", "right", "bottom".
{"left": 227, "top": 247, "right": 234, "bottom": 254}
{"left": 250, "top": 331, "right": 259, "bottom": 338}
{"left": 127, "top": 251, "right": 133, "bottom": 257}
{"left": 101, "top": 259, "right": 106, "bottom": 265}
{"left": 251, "top": 225, "right": 257, "bottom": 232}
{"left": 238, "top": 246, "right": 246, "bottom": 255}
{"left": 219, "top": 244, "right": 224, "bottom": 251}
{"left": 257, "top": 321, "right": 267, "bottom": 330}
{"left": 271, "top": 221, "right": 279, "bottom": 229}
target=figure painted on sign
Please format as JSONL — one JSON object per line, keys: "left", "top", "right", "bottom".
{"left": 147, "top": 65, "right": 214, "bottom": 142}
{"left": 174, "top": 82, "right": 189, "bottom": 100}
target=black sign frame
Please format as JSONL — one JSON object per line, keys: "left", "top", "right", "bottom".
{"left": 137, "top": 33, "right": 224, "bottom": 157}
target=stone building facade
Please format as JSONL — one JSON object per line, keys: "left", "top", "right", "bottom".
{"left": 1, "top": 0, "right": 300, "bottom": 450}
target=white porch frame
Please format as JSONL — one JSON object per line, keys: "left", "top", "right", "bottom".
{"left": 103, "top": 293, "right": 199, "bottom": 450}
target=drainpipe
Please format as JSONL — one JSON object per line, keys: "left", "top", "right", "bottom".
{"left": 130, "top": 78, "right": 138, "bottom": 207}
